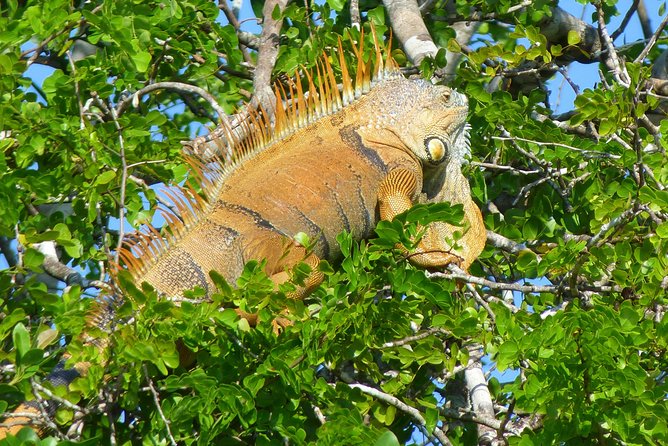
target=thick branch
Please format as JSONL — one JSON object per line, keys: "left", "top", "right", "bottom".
{"left": 33, "top": 241, "right": 87, "bottom": 287}
{"left": 383, "top": 0, "right": 438, "bottom": 66}
{"left": 252, "top": 0, "right": 289, "bottom": 115}
{"left": 537, "top": 7, "right": 602, "bottom": 63}
{"left": 636, "top": 0, "right": 654, "bottom": 39}
{"left": 443, "top": 21, "right": 478, "bottom": 82}
{"left": 348, "top": 383, "right": 453, "bottom": 445}
{"left": 464, "top": 354, "right": 497, "bottom": 444}
{"left": 485, "top": 231, "right": 525, "bottom": 255}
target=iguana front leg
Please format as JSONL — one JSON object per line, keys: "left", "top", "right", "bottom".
{"left": 269, "top": 244, "right": 323, "bottom": 300}
{"left": 239, "top": 239, "right": 323, "bottom": 332}
{"left": 378, "top": 168, "right": 466, "bottom": 268}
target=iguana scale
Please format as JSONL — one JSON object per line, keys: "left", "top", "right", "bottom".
{"left": 0, "top": 32, "right": 485, "bottom": 439}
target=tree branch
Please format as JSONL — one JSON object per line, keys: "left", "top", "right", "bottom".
{"left": 348, "top": 383, "right": 453, "bottom": 445}
{"left": 115, "top": 81, "right": 228, "bottom": 124}
{"left": 485, "top": 231, "right": 526, "bottom": 255}
{"left": 611, "top": 0, "right": 641, "bottom": 40}
{"left": 634, "top": 12, "right": 668, "bottom": 64}
{"left": 429, "top": 265, "right": 623, "bottom": 295}
{"left": 143, "top": 364, "right": 176, "bottom": 446}
{"left": 383, "top": 0, "right": 438, "bottom": 66}
{"left": 381, "top": 327, "right": 450, "bottom": 348}
{"left": 218, "top": 0, "right": 253, "bottom": 64}
{"left": 537, "top": 7, "right": 602, "bottom": 63}
{"left": 252, "top": 0, "right": 289, "bottom": 115}
{"left": 596, "top": 3, "right": 630, "bottom": 85}
{"left": 636, "top": 0, "right": 654, "bottom": 39}
{"left": 463, "top": 352, "right": 497, "bottom": 443}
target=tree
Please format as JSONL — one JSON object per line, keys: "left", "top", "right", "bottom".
{"left": 1, "top": 0, "right": 667, "bottom": 444}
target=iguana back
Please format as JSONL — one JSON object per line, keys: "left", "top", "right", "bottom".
{"left": 133, "top": 46, "right": 483, "bottom": 299}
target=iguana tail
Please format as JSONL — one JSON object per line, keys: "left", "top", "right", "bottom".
{"left": 0, "top": 295, "right": 119, "bottom": 439}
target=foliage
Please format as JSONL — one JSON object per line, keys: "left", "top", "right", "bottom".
{"left": 1, "top": 0, "right": 667, "bottom": 444}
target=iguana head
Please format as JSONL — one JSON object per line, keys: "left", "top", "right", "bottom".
{"left": 365, "top": 78, "right": 470, "bottom": 169}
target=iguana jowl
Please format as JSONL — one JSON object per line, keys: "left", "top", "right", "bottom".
{"left": 0, "top": 35, "right": 485, "bottom": 438}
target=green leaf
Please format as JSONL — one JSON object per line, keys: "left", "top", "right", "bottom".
{"left": 285, "top": 27, "right": 299, "bottom": 39}
{"left": 210, "top": 270, "right": 234, "bottom": 301}
{"left": 36, "top": 328, "right": 58, "bottom": 349}
{"left": 326, "top": 0, "right": 346, "bottom": 11}
{"left": 95, "top": 170, "right": 116, "bottom": 185}
{"left": 447, "top": 38, "right": 461, "bottom": 53}
{"left": 53, "top": 223, "right": 72, "bottom": 241}
{"left": 619, "top": 302, "right": 640, "bottom": 331}
{"left": 132, "top": 50, "right": 151, "bottom": 72}
{"left": 22, "top": 248, "right": 45, "bottom": 270}
{"left": 214, "top": 308, "right": 240, "bottom": 328}
{"left": 13, "top": 322, "right": 30, "bottom": 360}
{"left": 496, "top": 339, "right": 519, "bottom": 371}
{"left": 293, "top": 231, "right": 311, "bottom": 248}
{"left": 424, "top": 407, "right": 439, "bottom": 434}
{"left": 567, "top": 30, "right": 581, "bottom": 45}
{"left": 656, "top": 222, "right": 668, "bottom": 238}
{"left": 599, "top": 119, "right": 616, "bottom": 136}
{"left": 373, "top": 430, "right": 401, "bottom": 446}
{"left": 20, "top": 348, "right": 44, "bottom": 367}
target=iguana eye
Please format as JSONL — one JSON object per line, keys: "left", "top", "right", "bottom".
{"left": 425, "top": 137, "right": 447, "bottom": 163}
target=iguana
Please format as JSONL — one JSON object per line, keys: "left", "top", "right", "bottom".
{"left": 0, "top": 32, "right": 485, "bottom": 439}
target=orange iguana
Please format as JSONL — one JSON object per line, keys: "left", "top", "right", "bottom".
{"left": 0, "top": 33, "right": 485, "bottom": 438}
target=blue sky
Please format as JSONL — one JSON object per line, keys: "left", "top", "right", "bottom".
{"left": 551, "top": 0, "right": 650, "bottom": 112}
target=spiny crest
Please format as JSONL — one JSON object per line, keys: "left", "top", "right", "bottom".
{"left": 115, "top": 157, "right": 227, "bottom": 282}
{"left": 115, "top": 28, "right": 400, "bottom": 284}
{"left": 269, "top": 29, "right": 401, "bottom": 142}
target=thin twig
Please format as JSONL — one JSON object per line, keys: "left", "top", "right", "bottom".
{"left": 596, "top": 3, "right": 630, "bottom": 85}
{"left": 611, "top": 0, "right": 640, "bottom": 40}
{"left": 32, "top": 381, "right": 86, "bottom": 413}
{"left": 30, "top": 381, "right": 63, "bottom": 438}
{"left": 219, "top": 0, "right": 253, "bottom": 64}
{"left": 567, "top": 205, "right": 643, "bottom": 297}
{"left": 115, "top": 81, "right": 228, "bottom": 124}
{"left": 93, "top": 93, "right": 127, "bottom": 266}
{"left": 471, "top": 161, "right": 541, "bottom": 175}
{"left": 467, "top": 283, "right": 496, "bottom": 324}
{"left": 430, "top": 265, "right": 623, "bottom": 294}
{"left": 634, "top": 13, "right": 668, "bottom": 64}
{"left": 586, "top": 206, "right": 642, "bottom": 249}
{"left": 67, "top": 51, "right": 87, "bottom": 132}
{"left": 381, "top": 327, "right": 450, "bottom": 348}
{"left": 143, "top": 364, "right": 177, "bottom": 446}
